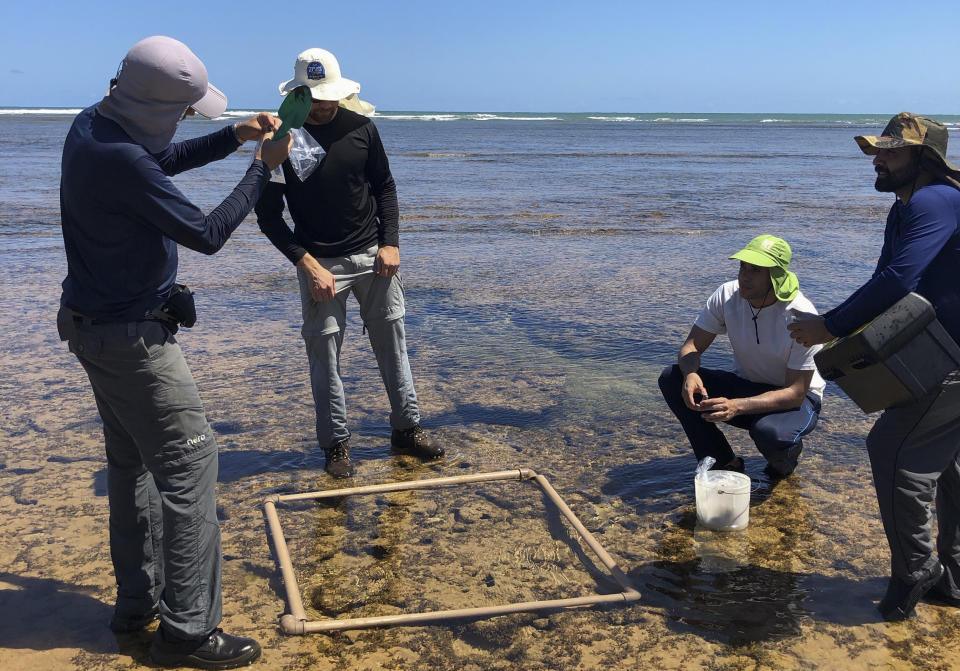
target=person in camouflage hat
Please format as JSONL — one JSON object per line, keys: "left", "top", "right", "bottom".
{"left": 789, "top": 112, "right": 960, "bottom": 622}
{"left": 855, "top": 112, "right": 960, "bottom": 189}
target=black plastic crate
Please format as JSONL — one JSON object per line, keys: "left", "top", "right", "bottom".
{"left": 814, "top": 293, "right": 960, "bottom": 413}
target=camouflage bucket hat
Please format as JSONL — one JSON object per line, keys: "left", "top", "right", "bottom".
{"left": 855, "top": 112, "right": 960, "bottom": 179}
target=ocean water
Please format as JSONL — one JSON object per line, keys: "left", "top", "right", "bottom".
{"left": 7, "top": 109, "right": 956, "bottom": 408}
{"left": 3, "top": 109, "right": 960, "bottom": 669}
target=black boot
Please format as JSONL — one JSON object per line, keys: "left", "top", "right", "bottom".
{"left": 878, "top": 563, "right": 944, "bottom": 621}
{"left": 109, "top": 605, "right": 159, "bottom": 633}
{"left": 150, "top": 627, "right": 261, "bottom": 669}
{"left": 711, "top": 456, "right": 744, "bottom": 473}
{"left": 924, "top": 578, "right": 960, "bottom": 607}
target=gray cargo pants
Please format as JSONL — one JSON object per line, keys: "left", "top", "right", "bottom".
{"left": 57, "top": 305, "right": 222, "bottom": 640}
{"left": 297, "top": 246, "right": 420, "bottom": 449}
{"left": 867, "top": 370, "right": 960, "bottom": 593}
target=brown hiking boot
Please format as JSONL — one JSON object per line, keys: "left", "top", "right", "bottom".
{"left": 391, "top": 425, "right": 444, "bottom": 460}
{"left": 323, "top": 439, "right": 355, "bottom": 478}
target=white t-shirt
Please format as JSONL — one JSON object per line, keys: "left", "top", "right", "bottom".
{"left": 694, "top": 280, "right": 826, "bottom": 398}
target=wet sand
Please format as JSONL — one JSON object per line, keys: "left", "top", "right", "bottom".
{"left": 4, "top": 222, "right": 960, "bottom": 671}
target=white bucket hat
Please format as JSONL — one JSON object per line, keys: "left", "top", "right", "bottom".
{"left": 98, "top": 36, "right": 227, "bottom": 153}
{"left": 278, "top": 48, "right": 361, "bottom": 102}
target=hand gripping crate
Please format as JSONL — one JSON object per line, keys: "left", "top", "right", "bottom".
{"left": 814, "top": 292, "right": 960, "bottom": 413}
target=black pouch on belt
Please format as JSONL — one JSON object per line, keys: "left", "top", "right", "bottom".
{"left": 149, "top": 284, "right": 196, "bottom": 334}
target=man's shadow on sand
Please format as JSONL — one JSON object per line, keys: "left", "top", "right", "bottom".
{"left": 0, "top": 572, "right": 151, "bottom": 657}
{"left": 628, "top": 560, "right": 888, "bottom": 646}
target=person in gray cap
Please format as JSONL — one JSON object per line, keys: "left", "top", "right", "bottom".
{"left": 57, "top": 35, "right": 291, "bottom": 668}
{"left": 255, "top": 48, "right": 443, "bottom": 478}
{"left": 790, "top": 112, "right": 960, "bottom": 622}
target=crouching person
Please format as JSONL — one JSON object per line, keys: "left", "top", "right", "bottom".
{"left": 658, "top": 235, "right": 825, "bottom": 478}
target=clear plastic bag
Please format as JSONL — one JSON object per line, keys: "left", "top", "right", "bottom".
{"left": 267, "top": 159, "right": 285, "bottom": 184}
{"left": 252, "top": 139, "right": 285, "bottom": 184}
{"left": 695, "top": 456, "right": 716, "bottom": 482}
{"left": 254, "top": 128, "right": 326, "bottom": 184}
{"left": 287, "top": 128, "right": 325, "bottom": 182}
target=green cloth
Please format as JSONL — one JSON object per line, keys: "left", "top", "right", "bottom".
{"left": 274, "top": 86, "right": 312, "bottom": 140}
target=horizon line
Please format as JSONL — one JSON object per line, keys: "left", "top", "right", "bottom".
{"left": 0, "top": 106, "right": 952, "bottom": 116}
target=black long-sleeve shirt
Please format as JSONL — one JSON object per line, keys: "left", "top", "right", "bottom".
{"left": 60, "top": 105, "right": 270, "bottom": 321}
{"left": 254, "top": 108, "right": 399, "bottom": 263}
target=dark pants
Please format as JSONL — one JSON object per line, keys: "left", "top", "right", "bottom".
{"left": 658, "top": 365, "right": 821, "bottom": 475}
{"left": 58, "top": 306, "right": 222, "bottom": 640}
{"left": 866, "top": 371, "right": 960, "bottom": 589}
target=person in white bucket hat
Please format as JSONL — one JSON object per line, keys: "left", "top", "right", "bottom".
{"left": 57, "top": 35, "right": 290, "bottom": 669}
{"left": 278, "top": 47, "right": 374, "bottom": 115}
{"left": 256, "top": 47, "right": 442, "bottom": 479}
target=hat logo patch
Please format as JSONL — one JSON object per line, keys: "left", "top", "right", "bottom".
{"left": 307, "top": 61, "right": 326, "bottom": 80}
{"left": 760, "top": 239, "right": 776, "bottom": 251}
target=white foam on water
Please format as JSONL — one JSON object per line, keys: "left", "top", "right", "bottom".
{"left": 0, "top": 108, "right": 83, "bottom": 116}
{"left": 374, "top": 113, "right": 461, "bottom": 121}
{"left": 469, "top": 114, "right": 560, "bottom": 121}
{"left": 217, "top": 110, "right": 262, "bottom": 118}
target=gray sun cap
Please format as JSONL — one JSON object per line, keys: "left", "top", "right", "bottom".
{"left": 98, "top": 36, "right": 227, "bottom": 153}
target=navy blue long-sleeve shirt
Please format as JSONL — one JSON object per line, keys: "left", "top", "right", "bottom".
{"left": 824, "top": 181, "right": 960, "bottom": 343}
{"left": 254, "top": 108, "right": 398, "bottom": 264}
{"left": 60, "top": 105, "right": 271, "bottom": 321}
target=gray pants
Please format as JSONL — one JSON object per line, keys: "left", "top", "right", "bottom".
{"left": 57, "top": 306, "right": 222, "bottom": 640}
{"left": 867, "top": 371, "right": 960, "bottom": 591}
{"left": 298, "top": 246, "right": 420, "bottom": 448}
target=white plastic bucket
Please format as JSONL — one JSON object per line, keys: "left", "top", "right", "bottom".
{"left": 694, "top": 470, "right": 751, "bottom": 531}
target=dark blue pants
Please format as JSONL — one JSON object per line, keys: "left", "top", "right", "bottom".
{"left": 658, "top": 365, "right": 821, "bottom": 475}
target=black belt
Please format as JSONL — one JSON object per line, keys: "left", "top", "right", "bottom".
{"left": 71, "top": 312, "right": 164, "bottom": 326}
{"left": 72, "top": 313, "right": 116, "bottom": 326}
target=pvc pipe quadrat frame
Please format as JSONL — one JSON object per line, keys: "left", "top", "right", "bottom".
{"left": 262, "top": 468, "right": 641, "bottom": 635}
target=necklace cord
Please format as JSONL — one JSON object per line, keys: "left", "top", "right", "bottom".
{"left": 748, "top": 286, "right": 772, "bottom": 344}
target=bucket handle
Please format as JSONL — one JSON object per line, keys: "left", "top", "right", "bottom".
{"left": 716, "top": 477, "right": 764, "bottom": 495}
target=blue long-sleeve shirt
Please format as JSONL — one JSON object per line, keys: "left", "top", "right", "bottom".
{"left": 824, "top": 181, "right": 960, "bottom": 343}
{"left": 60, "top": 105, "right": 271, "bottom": 321}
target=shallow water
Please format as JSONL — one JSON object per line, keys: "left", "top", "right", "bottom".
{"left": 2, "top": 112, "right": 960, "bottom": 669}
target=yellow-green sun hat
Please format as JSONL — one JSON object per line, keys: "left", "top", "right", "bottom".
{"left": 729, "top": 235, "right": 799, "bottom": 302}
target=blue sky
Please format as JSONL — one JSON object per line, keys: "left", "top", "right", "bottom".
{"left": 3, "top": 0, "right": 959, "bottom": 113}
